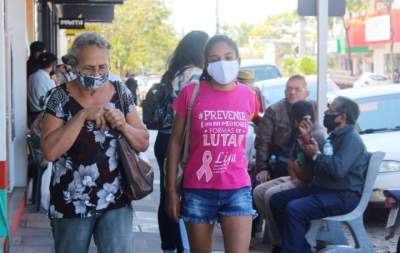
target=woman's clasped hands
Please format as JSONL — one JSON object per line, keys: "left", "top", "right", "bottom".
{"left": 82, "top": 106, "right": 127, "bottom": 131}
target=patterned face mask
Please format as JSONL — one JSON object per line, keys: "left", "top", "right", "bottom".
{"left": 76, "top": 72, "right": 109, "bottom": 91}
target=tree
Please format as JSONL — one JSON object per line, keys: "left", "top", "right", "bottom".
{"left": 378, "top": 0, "right": 395, "bottom": 81}
{"left": 282, "top": 56, "right": 298, "bottom": 76}
{"left": 299, "top": 56, "right": 317, "bottom": 75}
{"left": 343, "top": 0, "right": 370, "bottom": 76}
{"left": 98, "top": 0, "right": 178, "bottom": 76}
{"left": 222, "top": 23, "right": 254, "bottom": 47}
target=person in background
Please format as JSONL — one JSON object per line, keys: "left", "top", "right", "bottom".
{"left": 254, "top": 75, "right": 310, "bottom": 182}
{"left": 237, "top": 69, "right": 264, "bottom": 114}
{"left": 237, "top": 69, "right": 263, "bottom": 246}
{"left": 270, "top": 96, "right": 369, "bottom": 253}
{"left": 155, "top": 30, "right": 209, "bottom": 253}
{"left": 40, "top": 32, "right": 149, "bottom": 253}
{"left": 125, "top": 76, "right": 138, "bottom": 105}
{"left": 253, "top": 100, "right": 325, "bottom": 252}
{"left": 166, "top": 34, "right": 258, "bottom": 253}
{"left": 54, "top": 55, "right": 77, "bottom": 85}
{"left": 28, "top": 52, "right": 58, "bottom": 126}
{"left": 27, "top": 41, "right": 47, "bottom": 77}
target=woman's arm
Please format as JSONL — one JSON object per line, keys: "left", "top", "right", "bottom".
{"left": 165, "top": 114, "right": 186, "bottom": 221}
{"left": 120, "top": 107, "right": 149, "bottom": 152}
{"left": 40, "top": 108, "right": 101, "bottom": 161}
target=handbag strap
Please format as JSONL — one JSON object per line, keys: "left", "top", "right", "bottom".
{"left": 181, "top": 82, "right": 200, "bottom": 164}
{"left": 114, "top": 81, "right": 126, "bottom": 115}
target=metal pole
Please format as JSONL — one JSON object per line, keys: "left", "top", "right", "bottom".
{"left": 299, "top": 16, "right": 306, "bottom": 57}
{"left": 216, "top": 0, "right": 220, "bottom": 34}
{"left": 317, "top": 0, "right": 328, "bottom": 124}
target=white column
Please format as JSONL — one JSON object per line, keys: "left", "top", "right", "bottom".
{"left": 317, "top": 0, "right": 329, "bottom": 124}
{"left": 0, "top": 0, "right": 6, "bottom": 163}
{"left": 6, "top": 0, "right": 28, "bottom": 188}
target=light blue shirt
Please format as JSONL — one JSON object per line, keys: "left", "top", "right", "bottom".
{"left": 28, "top": 69, "right": 56, "bottom": 112}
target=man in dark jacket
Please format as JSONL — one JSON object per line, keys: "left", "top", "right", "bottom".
{"left": 270, "top": 96, "right": 370, "bottom": 253}
{"left": 255, "top": 75, "right": 310, "bottom": 181}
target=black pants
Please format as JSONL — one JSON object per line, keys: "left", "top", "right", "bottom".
{"left": 251, "top": 177, "right": 262, "bottom": 237}
{"left": 397, "top": 236, "right": 400, "bottom": 253}
{"left": 154, "top": 132, "right": 183, "bottom": 252}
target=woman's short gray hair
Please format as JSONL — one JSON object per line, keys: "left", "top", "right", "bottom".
{"left": 66, "top": 32, "right": 111, "bottom": 67}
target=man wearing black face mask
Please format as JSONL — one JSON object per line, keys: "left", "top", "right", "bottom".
{"left": 270, "top": 96, "right": 370, "bottom": 253}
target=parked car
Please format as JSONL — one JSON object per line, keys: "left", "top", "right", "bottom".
{"left": 240, "top": 60, "right": 281, "bottom": 82}
{"left": 353, "top": 72, "right": 390, "bottom": 88}
{"left": 328, "top": 84, "right": 400, "bottom": 205}
{"left": 255, "top": 75, "right": 340, "bottom": 108}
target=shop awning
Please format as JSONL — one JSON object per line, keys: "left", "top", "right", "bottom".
{"left": 53, "top": 0, "right": 124, "bottom": 23}
{"left": 60, "top": 4, "right": 115, "bottom": 23}
{"left": 53, "top": 0, "right": 123, "bottom": 4}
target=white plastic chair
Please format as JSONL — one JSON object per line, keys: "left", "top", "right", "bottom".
{"left": 306, "top": 151, "right": 385, "bottom": 253}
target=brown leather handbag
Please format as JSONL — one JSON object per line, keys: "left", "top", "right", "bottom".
{"left": 115, "top": 82, "right": 154, "bottom": 200}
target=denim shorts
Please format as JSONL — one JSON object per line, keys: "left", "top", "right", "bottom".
{"left": 180, "top": 186, "right": 257, "bottom": 224}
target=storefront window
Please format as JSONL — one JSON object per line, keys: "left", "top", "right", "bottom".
{"left": 384, "top": 53, "right": 400, "bottom": 74}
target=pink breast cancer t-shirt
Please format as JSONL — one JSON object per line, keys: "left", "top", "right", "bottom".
{"left": 172, "top": 81, "right": 258, "bottom": 190}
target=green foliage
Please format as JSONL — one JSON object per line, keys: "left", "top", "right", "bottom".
{"left": 282, "top": 56, "right": 299, "bottom": 77}
{"left": 299, "top": 56, "right": 316, "bottom": 75}
{"left": 346, "top": 0, "right": 371, "bottom": 14}
{"left": 282, "top": 56, "right": 317, "bottom": 76}
{"left": 250, "top": 11, "right": 298, "bottom": 42}
{"left": 222, "top": 23, "right": 255, "bottom": 47}
{"left": 96, "top": 0, "right": 178, "bottom": 76}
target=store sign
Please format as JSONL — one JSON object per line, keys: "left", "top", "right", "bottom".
{"left": 365, "top": 15, "right": 391, "bottom": 42}
{"left": 59, "top": 18, "right": 85, "bottom": 29}
{"left": 298, "top": 0, "right": 345, "bottom": 17}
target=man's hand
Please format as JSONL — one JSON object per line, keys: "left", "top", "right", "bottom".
{"left": 256, "top": 170, "right": 270, "bottom": 183}
{"left": 301, "top": 139, "right": 319, "bottom": 158}
{"left": 299, "top": 117, "right": 313, "bottom": 136}
{"left": 292, "top": 177, "right": 303, "bottom": 187}
{"left": 385, "top": 197, "right": 397, "bottom": 208}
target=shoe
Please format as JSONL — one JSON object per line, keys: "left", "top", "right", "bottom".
{"left": 271, "top": 246, "right": 281, "bottom": 253}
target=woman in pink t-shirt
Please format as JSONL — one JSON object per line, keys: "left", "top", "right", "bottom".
{"left": 166, "top": 35, "right": 258, "bottom": 253}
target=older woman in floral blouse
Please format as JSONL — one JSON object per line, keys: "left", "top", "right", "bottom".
{"left": 41, "top": 32, "right": 149, "bottom": 253}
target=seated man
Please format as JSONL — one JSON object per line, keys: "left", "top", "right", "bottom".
{"left": 253, "top": 100, "right": 325, "bottom": 252}
{"left": 270, "top": 96, "right": 370, "bottom": 253}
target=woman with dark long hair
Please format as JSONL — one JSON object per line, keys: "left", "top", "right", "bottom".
{"left": 155, "top": 30, "right": 209, "bottom": 253}
{"left": 166, "top": 35, "right": 259, "bottom": 253}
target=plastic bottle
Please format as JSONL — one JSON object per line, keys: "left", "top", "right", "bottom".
{"left": 270, "top": 154, "right": 277, "bottom": 162}
{"left": 323, "top": 139, "right": 334, "bottom": 156}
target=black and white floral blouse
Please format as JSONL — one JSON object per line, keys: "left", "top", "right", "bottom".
{"left": 45, "top": 82, "right": 135, "bottom": 219}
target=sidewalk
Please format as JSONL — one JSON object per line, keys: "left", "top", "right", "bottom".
{"left": 11, "top": 131, "right": 269, "bottom": 252}
{"left": 10, "top": 130, "right": 399, "bottom": 252}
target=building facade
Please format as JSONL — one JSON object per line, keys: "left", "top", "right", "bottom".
{"left": 0, "top": 1, "right": 123, "bottom": 250}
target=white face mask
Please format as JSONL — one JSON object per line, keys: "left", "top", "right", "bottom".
{"left": 207, "top": 60, "right": 239, "bottom": 85}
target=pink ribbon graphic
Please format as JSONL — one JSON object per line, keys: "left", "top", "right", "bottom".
{"left": 196, "top": 151, "right": 213, "bottom": 182}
